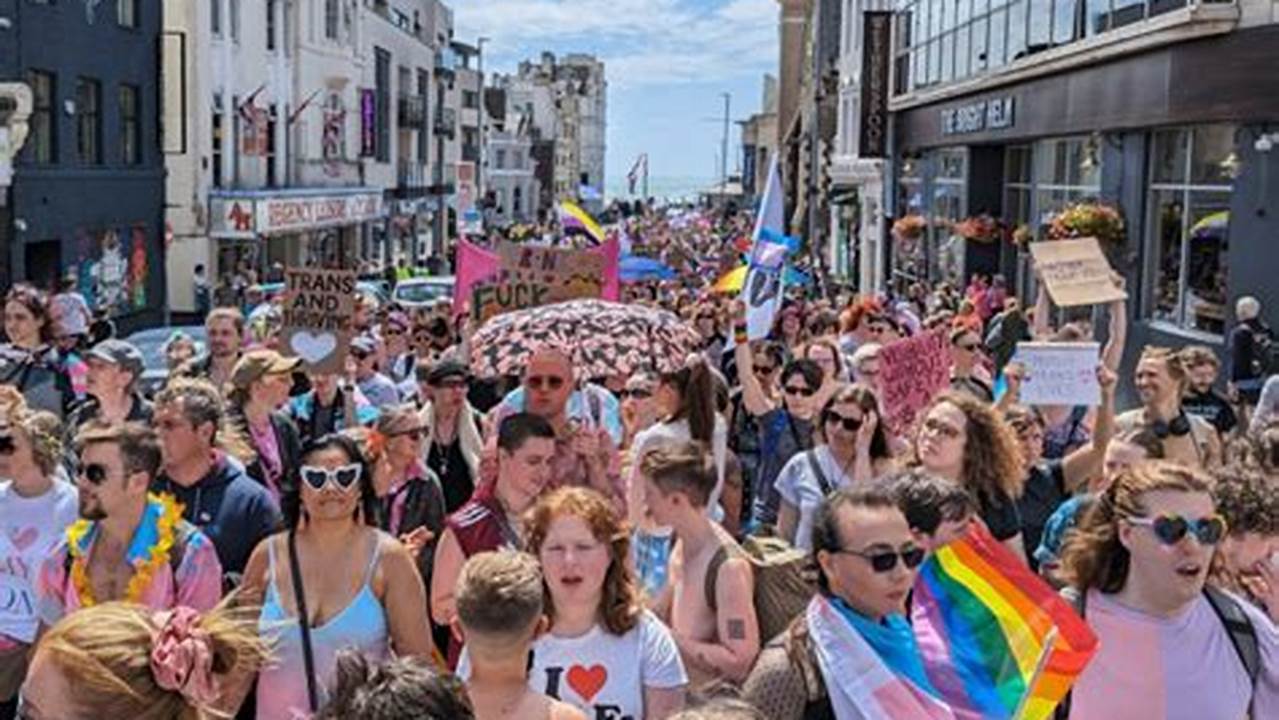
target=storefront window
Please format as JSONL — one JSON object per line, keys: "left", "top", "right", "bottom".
{"left": 1146, "top": 125, "right": 1236, "bottom": 336}
{"left": 932, "top": 149, "right": 968, "bottom": 285}
{"left": 1033, "top": 136, "right": 1101, "bottom": 226}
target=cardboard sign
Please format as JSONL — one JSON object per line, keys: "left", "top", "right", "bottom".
{"left": 879, "top": 330, "right": 951, "bottom": 435}
{"left": 1029, "top": 238, "right": 1127, "bottom": 307}
{"left": 470, "top": 242, "right": 607, "bottom": 323}
{"left": 1015, "top": 342, "right": 1101, "bottom": 406}
{"left": 280, "top": 267, "right": 357, "bottom": 374}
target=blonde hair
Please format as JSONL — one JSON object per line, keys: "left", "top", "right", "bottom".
{"left": 1, "top": 397, "right": 63, "bottom": 477}
{"left": 36, "top": 600, "right": 271, "bottom": 720}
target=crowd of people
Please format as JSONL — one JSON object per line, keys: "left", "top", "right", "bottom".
{"left": 0, "top": 203, "right": 1274, "bottom": 719}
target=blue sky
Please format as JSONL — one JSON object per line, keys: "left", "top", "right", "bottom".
{"left": 454, "top": 0, "right": 780, "bottom": 191}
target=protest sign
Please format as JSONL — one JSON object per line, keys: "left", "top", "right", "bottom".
{"left": 470, "top": 242, "right": 608, "bottom": 323}
{"left": 879, "top": 330, "right": 950, "bottom": 434}
{"left": 453, "top": 238, "right": 621, "bottom": 318}
{"left": 1015, "top": 342, "right": 1101, "bottom": 406}
{"left": 1029, "top": 238, "right": 1127, "bottom": 307}
{"left": 280, "top": 267, "right": 357, "bottom": 374}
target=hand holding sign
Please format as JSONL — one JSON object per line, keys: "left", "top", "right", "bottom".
{"left": 1015, "top": 342, "right": 1102, "bottom": 406}
{"left": 1029, "top": 238, "right": 1127, "bottom": 308}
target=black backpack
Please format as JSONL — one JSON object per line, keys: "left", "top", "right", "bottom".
{"left": 1054, "top": 586, "right": 1260, "bottom": 719}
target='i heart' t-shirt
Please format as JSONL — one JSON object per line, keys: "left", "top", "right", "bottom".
{"left": 460, "top": 610, "right": 687, "bottom": 720}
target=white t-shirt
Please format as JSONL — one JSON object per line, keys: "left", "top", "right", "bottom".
{"left": 459, "top": 610, "right": 688, "bottom": 719}
{"left": 0, "top": 479, "right": 78, "bottom": 643}
{"left": 775, "top": 445, "right": 855, "bottom": 551}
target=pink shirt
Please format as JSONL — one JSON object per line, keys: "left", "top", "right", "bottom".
{"left": 1069, "top": 589, "right": 1279, "bottom": 720}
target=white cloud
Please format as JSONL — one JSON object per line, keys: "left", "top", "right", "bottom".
{"left": 454, "top": 0, "right": 779, "bottom": 88}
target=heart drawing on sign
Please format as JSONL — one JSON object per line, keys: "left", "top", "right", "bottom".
{"left": 290, "top": 331, "right": 338, "bottom": 365}
{"left": 566, "top": 664, "right": 608, "bottom": 703}
{"left": 7, "top": 527, "right": 37, "bottom": 552}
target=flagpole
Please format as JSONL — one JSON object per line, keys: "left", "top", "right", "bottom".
{"left": 642, "top": 154, "right": 649, "bottom": 201}
{"left": 1012, "top": 627, "right": 1058, "bottom": 720}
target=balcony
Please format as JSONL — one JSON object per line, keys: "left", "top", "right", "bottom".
{"left": 462, "top": 145, "right": 481, "bottom": 164}
{"left": 434, "top": 107, "right": 456, "bottom": 139}
{"left": 398, "top": 95, "right": 426, "bottom": 129}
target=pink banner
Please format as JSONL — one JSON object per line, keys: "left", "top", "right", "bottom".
{"left": 452, "top": 238, "right": 620, "bottom": 315}
{"left": 879, "top": 330, "right": 950, "bottom": 435}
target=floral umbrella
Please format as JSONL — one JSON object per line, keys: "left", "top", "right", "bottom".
{"left": 469, "top": 299, "right": 702, "bottom": 379}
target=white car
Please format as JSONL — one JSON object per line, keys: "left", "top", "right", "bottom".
{"left": 392, "top": 276, "right": 455, "bottom": 309}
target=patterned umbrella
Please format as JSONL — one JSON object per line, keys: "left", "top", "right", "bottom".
{"left": 469, "top": 299, "right": 702, "bottom": 379}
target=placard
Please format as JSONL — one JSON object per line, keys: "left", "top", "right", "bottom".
{"left": 280, "top": 267, "right": 357, "bottom": 374}
{"left": 879, "top": 330, "right": 950, "bottom": 434}
{"left": 470, "top": 242, "right": 607, "bottom": 323}
{"left": 1015, "top": 342, "right": 1101, "bottom": 406}
{"left": 1029, "top": 238, "right": 1127, "bottom": 307}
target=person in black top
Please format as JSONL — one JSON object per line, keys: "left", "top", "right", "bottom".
{"left": 66, "top": 339, "right": 153, "bottom": 441}
{"left": 1180, "top": 345, "right": 1239, "bottom": 436}
{"left": 1227, "top": 295, "right": 1272, "bottom": 406}
{"left": 418, "top": 360, "right": 483, "bottom": 515}
{"left": 949, "top": 327, "right": 994, "bottom": 403}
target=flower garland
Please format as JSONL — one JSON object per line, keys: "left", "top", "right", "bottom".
{"left": 67, "top": 493, "right": 183, "bottom": 607}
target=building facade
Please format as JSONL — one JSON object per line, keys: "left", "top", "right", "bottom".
{"left": 740, "top": 74, "right": 779, "bottom": 208}
{"left": 483, "top": 88, "right": 540, "bottom": 226}
{"left": 1, "top": 0, "right": 166, "bottom": 332}
{"left": 886, "top": 0, "right": 1279, "bottom": 354}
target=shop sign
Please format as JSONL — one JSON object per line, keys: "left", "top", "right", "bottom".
{"left": 209, "top": 193, "right": 384, "bottom": 238}
{"left": 940, "top": 97, "right": 1015, "bottom": 136}
{"left": 859, "top": 11, "right": 892, "bottom": 158}
{"left": 360, "top": 89, "right": 376, "bottom": 157}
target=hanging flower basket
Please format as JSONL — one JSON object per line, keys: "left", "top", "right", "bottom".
{"left": 952, "top": 215, "right": 1002, "bottom": 244}
{"left": 892, "top": 214, "right": 927, "bottom": 242}
{"left": 1045, "top": 202, "right": 1126, "bottom": 245}
{"left": 1011, "top": 224, "right": 1034, "bottom": 248}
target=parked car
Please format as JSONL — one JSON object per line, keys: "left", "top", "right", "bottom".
{"left": 123, "top": 325, "right": 208, "bottom": 398}
{"left": 391, "top": 276, "right": 455, "bottom": 309}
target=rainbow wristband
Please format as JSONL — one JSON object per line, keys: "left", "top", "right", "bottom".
{"left": 734, "top": 325, "right": 748, "bottom": 343}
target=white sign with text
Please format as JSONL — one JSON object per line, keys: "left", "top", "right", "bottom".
{"left": 1016, "top": 342, "right": 1101, "bottom": 406}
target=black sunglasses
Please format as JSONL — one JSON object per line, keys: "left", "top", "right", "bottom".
{"left": 300, "top": 463, "right": 362, "bottom": 492}
{"left": 619, "top": 388, "right": 652, "bottom": 400}
{"left": 836, "top": 546, "right": 926, "bottom": 573}
{"left": 527, "top": 375, "right": 567, "bottom": 391}
{"left": 754, "top": 364, "right": 777, "bottom": 376}
{"left": 824, "top": 411, "right": 863, "bottom": 432}
{"left": 783, "top": 384, "right": 815, "bottom": 397}
{"left": 78, "top": 462, "right": 118, "bottom": 486}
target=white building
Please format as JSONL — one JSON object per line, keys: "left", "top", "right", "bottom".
{"left": 484, "top": 89, "right": 540, "bottom": 226}
{"left": 163, "top": 0, "right": 385, "bottom": 312}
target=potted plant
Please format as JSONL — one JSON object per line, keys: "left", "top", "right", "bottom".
{"left": 891, "top": 214, "right": 926, "bottom": 241}
{"left": 952, "top": 214, "right": 1002, "bottom": 244}
{"left": 1045, "top": 202, "right": 1126, "bottom": 245}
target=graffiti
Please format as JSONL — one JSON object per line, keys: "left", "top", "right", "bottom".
{"left": 71, "top": 225, "right": 149, "bottom": 317}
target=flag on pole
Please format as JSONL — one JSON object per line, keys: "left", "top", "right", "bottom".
{"left": 741, "top": 156, "right": 789, "bottom": 340}
{"left": 627, "top": 153, "right": 648, "bottom": 195}
{"left": 558, "top": 200, "right": 606, "bottom": 245}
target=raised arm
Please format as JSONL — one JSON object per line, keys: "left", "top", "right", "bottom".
{"left": 1062, "top": 366, "right": 1117, "bottom": 493}
{"left": 1101, "top": 278, "right": 1127, "bottom": 373}
{"left": 1032, "top": 270, "right": 1053, "bottom": 340}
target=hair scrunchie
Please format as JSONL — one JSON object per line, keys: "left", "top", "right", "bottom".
{"left": 149, "top": 606, "right": 219, "bottom": 707}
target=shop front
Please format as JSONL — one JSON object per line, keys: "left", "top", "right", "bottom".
{"left": 208, "top": 187, "right": 385, "bottom": 286}
{"left": 888, "top": 23, "right": 1279, "bottom": 353}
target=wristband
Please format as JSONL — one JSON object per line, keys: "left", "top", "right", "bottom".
{"left": 734, "top": 324, "right": 748, "bottom": 343}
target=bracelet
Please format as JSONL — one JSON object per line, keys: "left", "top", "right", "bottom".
{"left": 734, "top": 325, "right": 748, "bottom": 343}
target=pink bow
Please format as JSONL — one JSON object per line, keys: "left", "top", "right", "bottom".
{"left": 149, "top": 606, "right": 219, "bottom": 707}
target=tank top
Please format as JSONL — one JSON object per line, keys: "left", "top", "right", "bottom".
{"left": 256, "top": 534, "right": 390, "bottom": 720}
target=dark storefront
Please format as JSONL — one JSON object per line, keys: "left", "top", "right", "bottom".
{"left": 1, "top": 0, "right": 165, "bottom": 333}
{"left": 889, "top": 24, "right": 1279, "bottom": 361}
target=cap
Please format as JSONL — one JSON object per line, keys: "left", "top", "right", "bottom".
{"left": 424, "top": 359, "right": 469, "bottom": 386}
{"left": 88, "top": 339, "right": 145, "bottom": 378}
{"left": 351, "top": 335, "right": 377, "bottom": 355}
{"left": 230, "top": 349, "right": 302, "bottom": 390}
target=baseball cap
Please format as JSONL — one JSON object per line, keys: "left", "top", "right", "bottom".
{"left": 230, "top": 349, "right": 302, "bottom": 390}
{"left": 351, "top": 335, "right": 378, "bottom": 355}
{"left": 88, "top": 339, "right": 145, "bottom": 378}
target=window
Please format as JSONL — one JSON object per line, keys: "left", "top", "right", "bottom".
{"left": 76, "top": 78, "right": 102, "bottom": 165}
{"left": 212, "top": 0, "right": 222, "bottom": 36}
{"left": 212, "top": 94, "right": 224, "bottom": 188}
{"left": 26, "top": 70, "right": 55, "bottom": 164}
{"left": 417, "top": 70, "right": 430, "bottom": 162}
{"left": 117, "top": 0, "right": 138, "bottom": 28}
{"left": 462, "top": 91, "right": 479, "bottom": 109}
{"left": 375, "top": 48, "right": 391, "bottom": 162}
{"left": 266, "top": 0, "right": 276, "bottom": 50}
{"left": 265, "top": 104, "right": 278, "bottom": 186}
{"left": 119, "top": 84, "right": 140, "bottom": 165}
{"left": 325, "top": 0, "right": 339, "bottom": 40}
{"left": 1147, "top": 126, "right": 1236, "bottom": 336}
{"left": 495, "top": 149, "right": 506, "bottom": 169}
{"left": 229, "top": 0, "right": 240, "bottom": 41}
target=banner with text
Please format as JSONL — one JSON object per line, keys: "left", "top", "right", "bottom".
{"left": 1029, "top": 238, "right": 1127, "bottom": 308}
{"left": 879, "top": 330, "right": 951, "bottom": 435}
{"left": 470, "top": 242, "right": 608, "bottom": 323}
{"left": 281, "top": 267, "right": 357, "bottom": 375}
{"left": 1015, "top": 342, "right": 1101, "bottom": 406}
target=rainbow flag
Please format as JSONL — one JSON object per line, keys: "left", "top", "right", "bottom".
{"left": 912, "top": 525, "right": 1099, "bottom": 720}
{"left": 558, "top": 200, "right": 605, "bottom": 244}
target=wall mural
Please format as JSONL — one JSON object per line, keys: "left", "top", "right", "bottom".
{"left": 71, "top": 225, "right": 149, "bottom": 316}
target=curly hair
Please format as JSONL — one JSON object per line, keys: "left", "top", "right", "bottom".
{"left": 523, "top": 486, "right": 643, "bottom": 636}
{"left": 8, "top": 407, "right": 64, "bottom": 477}
{"left": 920, "top": 392, "right": 1024, "bottom": 501}
{"left": 1059, "top": 461, "right": 1214, "bottom": 593}
{"left": 1211, "top": 465, "right": 1279, "bottom": 537}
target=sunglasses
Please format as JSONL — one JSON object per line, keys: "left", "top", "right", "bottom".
{"left": 351, "top": 351, "right": 371, "bottom": 360}
{"left": 784, "top": 384, "right": 816, "bottom": 397}
{"left": 956, "top": 342, "right": 981, "bottom": 352}
{"left": 1127, "top": 513, "right": 1227, "bottom": 546}
{"left": 300, "top": 463, "right": 363, "bottom": 492}
{"left": 753, "top": 364, "right": 777, "bottom": 376}
{"left": 0, "top": 435, "right": 14, "bottom": 456}
{"left": 619, "top": 388, "right": 652, "bottom": 399}
{"left": 78, "top": 462, "right": 119, "bottom": 486}
{"left": 526, "top": 375, "right": 566, "bottom": 391}
{"left": 390, "top": 428, "right": 424, "bottom": 441}
{"left": 384, "top": 327, "right": 405, "bottom": 336}
{"left": 824, "top": 411, "right": 863, "bottom": 432}
{"left": 836, "top": 546, "right": 926, "bottom": 573}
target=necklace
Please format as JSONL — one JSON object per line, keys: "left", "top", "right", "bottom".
{"left": 67, "top": 493, "right": 183, "bottom": 607}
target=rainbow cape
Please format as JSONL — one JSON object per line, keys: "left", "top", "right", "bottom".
{"left": 911, "top": 525, "right": 1099, "bottom": 720}
{"left": 559, "top": 200, "right": 605, "bottom": 244}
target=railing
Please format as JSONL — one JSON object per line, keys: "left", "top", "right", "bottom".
{"left": 398, "top": 95, "right": 426, "bottom": 129}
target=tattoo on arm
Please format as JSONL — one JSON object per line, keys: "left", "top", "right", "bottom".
{"left": 727, "top": 618, "right": 747, "bottom": 641}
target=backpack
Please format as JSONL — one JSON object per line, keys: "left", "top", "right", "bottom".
{"left": 1054, "top": 586, "right": 1260, "bottom": 719}
{"left": 705, "top": 535, "right": 817, "bottom": 645}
